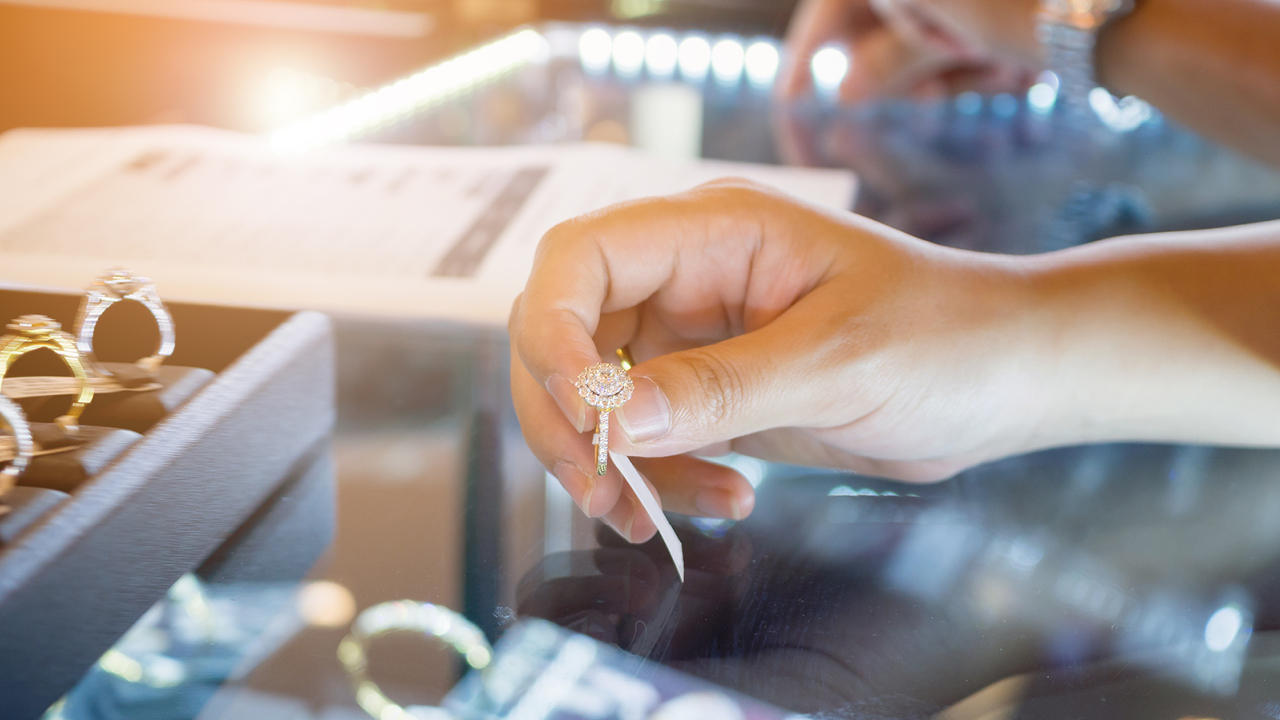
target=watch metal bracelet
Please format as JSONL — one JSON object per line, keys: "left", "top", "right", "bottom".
{"left": 1038, "top": 22, "right": 1098, "bottom": 120}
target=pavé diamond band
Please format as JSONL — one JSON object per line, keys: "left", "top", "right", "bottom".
{"left": 575, "top": 362, "right": 634, "bottom": 476}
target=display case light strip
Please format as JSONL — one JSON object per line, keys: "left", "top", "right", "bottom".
{"left": 271, "top": 28, "right": 545, "bottom": 154}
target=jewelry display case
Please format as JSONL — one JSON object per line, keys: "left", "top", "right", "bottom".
{"left": 0, "top": 287, "right": 335, "bottom": 719}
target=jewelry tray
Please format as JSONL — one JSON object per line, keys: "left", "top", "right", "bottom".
{"left": 0, "top": 287, "right": 335, "bottom": 719}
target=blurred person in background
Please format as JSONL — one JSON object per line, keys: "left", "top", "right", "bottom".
{"left": 509, "top": 0, "right": 1280, "bottom": 542}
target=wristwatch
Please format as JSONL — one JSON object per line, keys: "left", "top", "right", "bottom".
{"left": 1037, "top": 0, "right": 1136, "bottom": 118}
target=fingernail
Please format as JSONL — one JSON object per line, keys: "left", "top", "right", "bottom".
{"left": 695, "top": 489, "right": 743, "bottom": 520}
{"left": 554, "top": 462, "right": 596, "bottom": 516}
{"left": 615, "top": 376, "right": 671, "bottom": 444}
{"left": 601, "top": 515, "right": 631, "bottom": 542}
{"left": 547, "top": 374, "right": 589, "bottom": 433}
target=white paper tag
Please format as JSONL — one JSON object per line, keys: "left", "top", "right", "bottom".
{"left": 610, "top": 452, "right": 684, "bottom": 581}
{"left": 0, "top": 376, "right": 162, "bottom": 399}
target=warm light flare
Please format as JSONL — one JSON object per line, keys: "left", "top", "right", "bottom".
{"left": 271, "top": 28, "right": 546, "bottom": 153}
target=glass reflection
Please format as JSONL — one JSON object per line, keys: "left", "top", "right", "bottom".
{"left": 517, "top": 443, "right": 1280, "bottom": 716}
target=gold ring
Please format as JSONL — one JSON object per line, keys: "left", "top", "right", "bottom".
{"left": 615, "top": 346, "right": 636, "bottom": 371}
{"left": 0, "top": 315, "right": 94, "bottom": 432}
{"left": 575, "top": 362, "right": 634, "bottom": 475}
{"left": 337, "top": 600, "right": 492, "bottom": 720}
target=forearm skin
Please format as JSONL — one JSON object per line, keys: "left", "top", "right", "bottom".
{"left": 1025, "top": 221, "right": 1280, "bottom": 450}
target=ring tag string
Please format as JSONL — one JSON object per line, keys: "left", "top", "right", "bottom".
{"left": 0, "top": 437, "right": 78, "bottom": 463}
{"left": 0, "top": 376, "right": 162, "bottom": 399}
{"left": 338, "top": 601, "right": 494, "bottom": 720}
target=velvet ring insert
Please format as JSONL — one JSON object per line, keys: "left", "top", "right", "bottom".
{"left": 74, "top": 267, "right": 176, "bottom": 379}
{"left": 0, "top": 315, "right": 94, "bottom": 433}
{"left": 0, "top": 395, "right": 35, "bottom": 507}
{"left": 576, "top": 362, "right": 634, "bottom": 476}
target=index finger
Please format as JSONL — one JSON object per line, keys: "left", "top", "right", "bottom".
{"left": 510, "top": 182, "right": 772, "bottom": 427}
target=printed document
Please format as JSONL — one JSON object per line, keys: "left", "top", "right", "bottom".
{"left": 0, "top": 125, "right": 856, "bottom": 324}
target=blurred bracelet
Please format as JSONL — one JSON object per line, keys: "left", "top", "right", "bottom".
{"left": 1037, "top": 0, "right": 1136, "bottom": 118}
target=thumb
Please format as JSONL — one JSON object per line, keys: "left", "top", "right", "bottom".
{"left": 612, "top": 300, "right": 838, "bottom": 457}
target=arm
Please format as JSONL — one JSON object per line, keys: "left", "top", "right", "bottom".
{"left": 1028, "top": 222, "right": 1280, "bottom": 448}
{"left": 510, "top": 182, "right": 1280, "bottom": 540}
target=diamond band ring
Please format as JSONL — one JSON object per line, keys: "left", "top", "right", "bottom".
{"left": 74, "top": 267, "right": 175, "bottom": 379}
{"left": 0, "top": 315, "right": 94, "bottom": 432}
{"left": 0, "top": 394, "right": 34, "bottom": 507}
{"left": 576, "top": 362, "right": 634, "bottom": 476}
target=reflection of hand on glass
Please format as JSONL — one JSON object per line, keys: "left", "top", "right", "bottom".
{"left": 778, "top": 0, "right": 1040, "bottom": 103}
{"left": 510, "top": 179, "right": 1280, "bottom": 541}
{"left": 778, "top": 0, "right": 1280, "bottom": 167}
{"left": 517, "top": 520, "right": 752, "bottom": 656}
{"left": 517, "top": 513, "right": 1041, "bottom": 714}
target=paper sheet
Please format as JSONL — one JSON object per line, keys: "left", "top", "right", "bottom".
{"left": 610, "top": 452, "right": 684, "bottom": 581}
{"left": 0, "top": 125, "right": 856, "bottom": 324}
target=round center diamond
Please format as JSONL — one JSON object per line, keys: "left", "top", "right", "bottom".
{"left": 586, "top": 365, "right": 625, "bottom": 395}
{"left": 8, "top": 314, "right": 60, "bottom": 336}
{"left": 575, "top": 363, "right": 634, "bottom": 410}
{"left": 101, "top": 268, "right": 144, "bottom": 297}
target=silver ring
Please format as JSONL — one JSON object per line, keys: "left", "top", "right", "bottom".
{"left": 0, "top": 394, "right": 34, "bottom": 498}
{"left": 74, "top": 267, "right": 175, "bottom": 378}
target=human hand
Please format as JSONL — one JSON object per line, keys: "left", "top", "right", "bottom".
{"left": 778, "top": 0, "right": 1042, "bottom": 102}
{"left": 509, "top": 179, "right": 1053, "bottom": 543}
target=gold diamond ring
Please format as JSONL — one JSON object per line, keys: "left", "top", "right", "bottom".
{"left": 575, "top": 362, "right": 634, "bottom": 475}
{"left": 0, "top": 315, "right": 94, "bottom": 432}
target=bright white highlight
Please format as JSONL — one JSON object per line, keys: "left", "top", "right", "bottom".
{"left": 743, "top": 40, "right": 779, "bottom": 89}
{"left": 1089, "top": 87, "right": 1154, "bottom": 132}
{"left": 612, "top": 30, "right": 646, "bottom": 77}
{"left": 710, "top": 38, "right": 745, "bottom": 86}
{"left": 810, "top": 46, "right": 848, "bottom": 94}
{"left": 1028, "top": 82, "right": 1058, "bottom": 113}
{"left": 579, "top": 27, "right": 613, "bottom": 74}
{"left": 677, "top": 35, "right": 711, "bottom": 82}
{"left": 1205, "top": 606, "right": 1244, "bottom": 652}
{"left": 271, "top": 28, "right": 545, "bottom": 153}
{"left": 645, "top": 33, "right": 679, "bottom": 78}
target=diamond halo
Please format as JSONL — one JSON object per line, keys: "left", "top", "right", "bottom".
{"left": 574, "top": 362, "right": 634, "bottom": 411}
